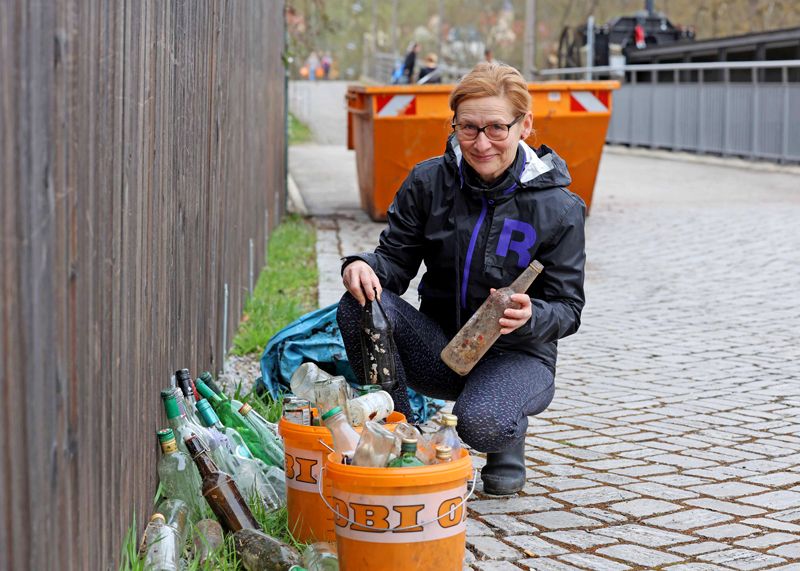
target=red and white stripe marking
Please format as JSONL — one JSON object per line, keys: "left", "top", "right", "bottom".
{"left": 569, "top": 91, "right": 610, "bottom": 113}
{"left": 376, "top": 94, "right": 417, "bottom": 116}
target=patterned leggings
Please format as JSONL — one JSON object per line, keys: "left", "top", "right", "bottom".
{"left": 337, "top": 291, "right": 555, "bottom": 453}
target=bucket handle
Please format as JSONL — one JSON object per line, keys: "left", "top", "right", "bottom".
{"left": 317, "top": 465, "right": 478, "bottom": 532}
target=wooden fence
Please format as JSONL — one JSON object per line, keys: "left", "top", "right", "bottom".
{"left": 0, "top": 1, "right": 286, "bottom": 568}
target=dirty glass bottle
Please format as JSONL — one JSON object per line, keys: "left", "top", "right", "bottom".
{"left": 185, "top": 435, "right": 261, "bottom": 533}
{"left": 360, "top": 294, "right": 397, "bottom": 390}
{"left": 441, "top": 260, "right": 544, "bottom": 375}
{"left": 321, "top": 406, "right": 360, "bottom": 459}
{"left": 347, "top": 389, "right": 394, "bottom": 426}
{"left": 156, "top": 428, "right": 204, "bottom": 521}
{"left": 351, "top": 421, "right": 396, "bottom": 467}
{"left": 138, "top": 513, "right": 181, "bottom": 571}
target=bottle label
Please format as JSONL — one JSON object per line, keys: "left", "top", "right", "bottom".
{"left": 284, "top": 445, "right": 323, "bottom": 493}
{"left": 330, "top": 484, "right": 468, "bottom": 543}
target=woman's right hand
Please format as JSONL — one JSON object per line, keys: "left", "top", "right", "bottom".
{"left": 342, "top": 260, "right": 382, "bottom": 306}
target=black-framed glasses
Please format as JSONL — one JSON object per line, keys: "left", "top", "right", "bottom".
{"left": 451, "top": 114, "right": 524, "bottom": 141}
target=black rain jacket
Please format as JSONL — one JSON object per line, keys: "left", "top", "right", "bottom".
{"left": 343, "top": 135, "right": 586, "bottom": 373}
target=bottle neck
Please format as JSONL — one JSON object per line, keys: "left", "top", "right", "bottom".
{"left": 160, "top": 438, "right": 179, "bottom": 455}
{"left": 509, "top": 260, "right": 544, "bottom": 293}
{"left": 195, "top": 379, "right": 225, "bottom": 403}
{"left": 191, "top": 449, "right": 219, "bottom": 478}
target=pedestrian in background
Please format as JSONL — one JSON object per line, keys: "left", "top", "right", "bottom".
{"left": 401, "top": 42, "right": 420, "bottom": 85}
{"left": 418, "top": 53, "right": 441, "bottom": 84}
{"left": 306, "top": 51, "right": 320, "bottom": 81}
{"left": 338, "top": 62, "right": 585, "bottom": 495}
{"left": 321, "top": 52, "right": 332, "bottom": 80}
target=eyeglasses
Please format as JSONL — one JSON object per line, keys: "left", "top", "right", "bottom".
{"left": 451, "top": 115, "right": 524, "bottom": 141}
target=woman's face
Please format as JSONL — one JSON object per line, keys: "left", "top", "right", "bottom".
{"left": 454, "top": 96, "right": 532, "bottom": 183}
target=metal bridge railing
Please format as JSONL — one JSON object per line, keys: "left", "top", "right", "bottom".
{"left": 537, "top": 61, "right": 800, "bottom": 164}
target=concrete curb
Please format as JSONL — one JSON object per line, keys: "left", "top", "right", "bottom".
{"left": 287, "top": 173, "right": 308, "bottom": 216}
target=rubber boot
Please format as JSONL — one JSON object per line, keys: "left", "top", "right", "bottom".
{"left": 480, "top": 439, "right": 526, "bottom": 496}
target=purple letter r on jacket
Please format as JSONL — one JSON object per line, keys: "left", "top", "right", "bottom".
{"left": 496, "top": 218, "right": 537, "bottom": 268}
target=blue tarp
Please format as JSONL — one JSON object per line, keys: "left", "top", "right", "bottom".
{"left": 257, "top": 303, "right": 443, "bottom": 423}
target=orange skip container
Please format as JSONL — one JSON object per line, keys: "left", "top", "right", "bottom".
{"left": 278, "top": 411, "right": 406, "bottom": 542}
{"left": 322, "top": 450, "right": 474, "bottom": 571}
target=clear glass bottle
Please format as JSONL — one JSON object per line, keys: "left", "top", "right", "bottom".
{"left": 321, "top": 406, "right": 360, "bottom": 458}
{"left": 430, "top": 413, "right": 462, "bottom": 459}
{"left": 441, "top": 260, "right": 544, "bottom": 375}
{"left": 312, "top": 376, "right": 351, "bottom": 417}
{"left": 155, "top": 498, "right": 191, "bottom": 547}
{"left": 348, "top": 390, "right": 394, "bottom": 426}
{"left": 193, "top": 519, "right": 224, "bottom": 564}
{"left": 360, "top": 295, "right": 397, "bottom": 390}
{"left": 171, "top": 387, "right": 209, "bottom": 443}
{"left": 185, "top": 435, "right": 261, "bottom": 533}
{"left": 138, "top": 513, "right": 180, "bottom": 571}
{"left": 290, "top": 362, "right": 333, "bottom": 402}
{"left": 175, "top": 368, "right": 200, "bottom": 421}
{"left": 196, "top": 400, "right": 282, "bottom": 512}
{"left": 302, "top": 542, "right": 339, "bottom": 570}
{"left": 435, "top": 445, "right": 453, "bottom": 463}
{"left": 283, "top": 396, "right": 312, "bottom": 425}
{"left": 387, "top": 439, "right": 425, "bottom": 468}
{"left": 162, "top": 390, "right": 209, "bottom": 456}
{"left": 351, "top": 421, "right": 396, "bottom": 467}
{"left": 156, "top": 428, "right": 204, "bottom": 521}
{"left": 238, "top": 402, "right": 284, "bottom": 467}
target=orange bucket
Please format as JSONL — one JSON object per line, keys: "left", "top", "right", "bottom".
{"left": 278, "top": 411, "right": 406, "bottom": 542}
{"left": 321, "top": 450, "right": 475, "bottom": 571}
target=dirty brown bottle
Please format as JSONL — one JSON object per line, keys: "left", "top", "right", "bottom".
{"left": 185, "top": 435, "right": 261, "bottom": 533}
{"left": 441, "top": 260, "right": 544, "bottom": 375}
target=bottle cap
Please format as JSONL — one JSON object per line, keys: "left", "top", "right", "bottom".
{"left": 239, "top": 403, "right": 253, "bottom": 415}
{"left": 435, "top": 445, "right": 452, "bottom": 458}
{"left": 320, "top": 406, "right": 343, "bottom": 421}
{"left": 157, "top": 428, "right": 175, "bottom": 443}
{"left": 400, "top": 438, "right": 418, "bottom": 454}
{"left": 199, "top": 371, "right": 213, "bottom": 383}
{"left": 357, "top": 384, "right": 381, "bottom": 395}
{"left": 439, "top": 413, "right": 458, "bottom": 427}
{"left": 196, "top": 400, "right": 218, "bottom": 426}
{"left": 149, "top": 513, "right": 166, "bottom": 525}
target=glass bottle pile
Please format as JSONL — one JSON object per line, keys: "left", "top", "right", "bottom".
{"left": 282, "top": 363, "right": 464, "bottom": 468}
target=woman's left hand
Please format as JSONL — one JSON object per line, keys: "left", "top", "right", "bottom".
{"left": 492, "top": 290, "right": 533, "bottom": 334}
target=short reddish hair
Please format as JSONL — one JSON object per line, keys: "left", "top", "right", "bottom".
{"left": 449, "top": 62, "right": 531, "bottom": 119}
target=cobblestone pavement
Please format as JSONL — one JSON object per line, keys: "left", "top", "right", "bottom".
{"left": 289, "top": 83, "right": 800, "bottom": 569}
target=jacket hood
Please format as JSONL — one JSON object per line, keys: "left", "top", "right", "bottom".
{"left": 445, "top": 134, "right": 572, "bottom": 192}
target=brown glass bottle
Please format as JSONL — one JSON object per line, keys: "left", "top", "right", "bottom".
{"left": 185, "top": 435, "right": 261, "bottom": 533}
{"left": 441, "top": 260, "right": 544, "bottom": 375}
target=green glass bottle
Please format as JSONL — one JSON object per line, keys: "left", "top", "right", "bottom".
{"left": 387, "top": 438, "right": 426, "bottom": 468}
{"left": 198, "top": 371, "right": 224, "bottom": 396}
{"left": 238, "top": 403, "right": 284, "bottom": 467}
{"left": 157, "top": 429, "right": 205, "bottom": 522}
{"left": 194, "top": 378, "right": 273, "bottom": 466}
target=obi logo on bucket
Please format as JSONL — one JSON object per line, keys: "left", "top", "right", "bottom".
{"left": 284, "top": 447, "right": 321, "bottom": 493}
{"left": 330, "top": 488, "right": 468, "bottom": 543}
{"left": 496, "top": 218, "right": 537, "bottom": 268}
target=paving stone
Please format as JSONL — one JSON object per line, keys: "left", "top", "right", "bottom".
{"left": 608, "top": 498, "right": 683, "bottom": 517}
{"left": 744, "top": 472, "right": 800, "bottom": 487}
{"left": 670, "top": 541, "right": 730, "bottom": 556}
{"left": 772, "top": 507, "right": 800, "bottom": 522}
{"left": 537, "top": 464, "right": 593, "bottom": 477}
{"left": 473, "top": 561, "right": 521, "bottom": 571}
{"left": 665, "top": 565, "right": 732, "bottom": 571}
{"left": 481, "top": 514, "right": 538, "bottom": 536}
{"left": 578, "top": 459, "right": 644, "bottom": 471}
{"left": 531, "top": 477, "right": 599, "bottom": 491}
{"left": 596, "top": 544, "right": 683, "bottom": 567}
{"left": 648, "top": 453, "right": 718, "bottom": 469}
{"left": 684, "top": 466, "right": 761, "bottom": 480}
{"left": 644, "top": 509, "right": 733, "bottom": 531}
{"left": 583, "top": 472, "right": 639, "bottom": 486}
{"left": 736, "top": 532, "right": 799, "bottom": 548}
{"left": 466, "top": 536, "right": 522, "bottom": 561}
{"left": 612, "top": 464, "right": 677, "bottom": 477}
{"left": 688, "top": 482, "right": 770, "bottom": 499}
{"left": 698, "top": 548, "right": 787, "bottom": 570}
{"left": 695, "top": 523, "right": 759, "bottom": 539}
{"left": 552, "top": 486, "right": 639, "bottom": 506}
{"left": 542, "top": 530, "right": 619, "bottom": 549}
{"left": 558, "top": 553, "right": 631, "bottom": 570}
{"left": 521, "top": 510, "right": 601, "bottom": 530}
{"left": 596, "top": 524, "right": 695, "bottom": 547}
{"left": 466, "top": 518, "right": 494, "bottom": 536}
{"left": 623, "top": 481, "right": 700, "bottom": 500}
{"left": 740, "top": 490, "right": 800, "bottom": 509}
{"left": 506, "top": 535, "right": 569, "bottom": 557}
{"left": 685, "top": 498, "right": 767, "bottom": 517}
{"left": 769, "top": 542, "right": 800, "bottom": 559}
{"left": 740, "top": 517, "right": 800, "bottom": 532}
{"left": 469, "top": 496, "right": 563, "bottom": 515}
{"left": 517, "top": 558, "right": 582, "bottom": 571}
{"left": 572, "top": 507, "right": 629, "bottom": 523}
{"left": 647, "top": 474, "right": 711, "bottom": 487}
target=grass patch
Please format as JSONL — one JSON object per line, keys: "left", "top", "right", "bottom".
{"left": 288, "top": 112, "right": 313, "bottom": 145}
{"left": 231, "top": 215, "right": 318, "bottom": 356}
